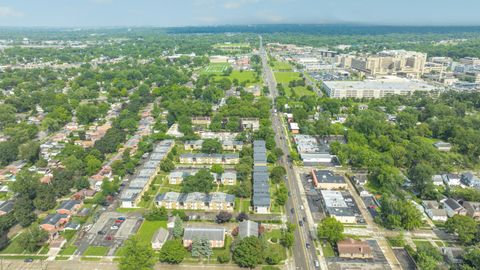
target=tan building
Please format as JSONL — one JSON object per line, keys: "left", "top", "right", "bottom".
{"left": 191, "top": 116, "right": 211, "bottom": 125}
{"left": 311, "top": 170, "right": 347, "bottom": 189}
{"left": 337, "top": 238, "right": 373, "bottom": 259}
{"left": 179, "top": 153, "right": 239, "bottom": 165}
{"left": 183, "top": 227, "right": 225, "bottom": 248}
{"left": 155, "top": 192, "right": 235, "bottom": 211}
{"left": 240, "top": 118, "right": 260, "bottom": 131}
{"left": 463, "top": 201, "right": 480, "bottom": 220}
{"left": 351, "top": 50, "right": 427, "bottom": 78}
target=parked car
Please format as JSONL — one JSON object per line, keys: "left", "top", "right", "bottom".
{"left": 111, "top": 225, "right": 119, "bottom": 230}
{"left": 24, "top": 258, "right": 33, "bottom": 263}
{"left": 306, "top": 243, "right": 311, "bottom": 249}
{"left": 290, "top": 208, "right": 294, "bottom": 214}
{"left": 303, "top": 216, "right": 307, "bottom": 222}
{"left": 299, "top": 221, "right": 304, "bottom": 226}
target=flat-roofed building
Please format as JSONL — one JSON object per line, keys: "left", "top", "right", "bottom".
{"left": 311, "top": 170, "right": 347, "bottom": 189}
{"left": 191, "top": 116, "right": 211, "bottom": 125}
{"left": 323, "top": 76, "right": 438, "bottom": 99}
{"left": 320, "top": 190, "right": 356, "bottom": 223}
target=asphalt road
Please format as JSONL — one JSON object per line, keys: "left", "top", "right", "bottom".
{"left": 259, "top": 36, "right": 318, "bottom": 270}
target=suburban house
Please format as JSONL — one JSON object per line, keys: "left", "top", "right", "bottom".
{"left": 151, "top": 228, "right": 169, "bottom": 250}
{"left": 463, "top": 201, "right": 480, "bottom": 220}
{"left": 422, "top": 200, "right": 448, "bottom": 222}
{"left": 183, "top": 227, "right": 226, "bottom": 248}
{"left": 168, "top": 170, "right": 196, "bottom": 184}
{"left": 179, "top": 153, "right": 239, "bottom": 165}
{"left": 431, "top": 175, "right": 445, "bottom": 186}
{"left": 442, "top": 174, "right": 462, "bottom": 186}
{"left": 441, "top": 247, "right": 465, "bottom": 265}
{"left": 184, "top": 140, "right": 203, "bottom": 151}
{"left": 0, "top": 201, "right": 14, "bottom": 216}
{"left": 56, "top": 200, "right": 83, "bottom": 215}
{"left": 461, "top": 172, "right": 480, "bottom": 188}
{"left": 311, "top": 170, "right": 348, "bottom": 189}
{"left": 337, "top": 238, "right": 373, "bottom": 259}
{"left": 443, "top": 198, "right": 467, "bottom": 217}
{"left": 72, "top": 189, "right": 96, "bottom": 200}
{"left": 220, "top": 171, "right": 237, "bottom": 185}
{"left": 238, "top": 220, "right": 259, "bottom": 239}
{"left": 240, "top": 118, "right": 260, "bottom": 131}
{"left": 40, "top": 213, "right": 70, "bottom": 233}
{"left": 221, "top": 140, "right": 243, "bottom": 151}
{"left": 433, "top": 141, "right": 452, "bottom": 152}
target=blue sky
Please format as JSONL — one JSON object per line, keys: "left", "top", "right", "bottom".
{"left": 0, "top": 0, "right": 479, "bottom": 27}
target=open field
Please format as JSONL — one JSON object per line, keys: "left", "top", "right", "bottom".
{"left": 202, "top": 63, "right": 231, "bottom": 74}
{"left": 274, "top": 71, "right": 302, "bottom": 84}
{"left": 83, "top": 246, "right": 109, "bottom": 256}
{"left": 214, "top": 70, "right": 261, "bottom": 86}
{"left": 135, "top": 220, "right": 167, "bottom": 246}
{"left": 270, "top": 60, "right": 293, "bottom": 71}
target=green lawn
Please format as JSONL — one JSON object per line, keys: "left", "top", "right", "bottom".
{"left": 202, "top": 63, "right": 231, "bottom": 74}
{"left": 0, "top": 234, "right": 30, "bottom": 254}
{"left": 214, "top": 70, "right": 260, "bottom": 86}
{"left": 83, "top": 246, "right": 109, "bottom": 256}
{"left": 274, "top": 72, "right": 302, "bottom": 84}
{"left": 271, "top": 60, "right": 293, "bottom": 71}
{"left": 264, "top": 229, "right": 282, "bottom": 242}
{"left": 136, "top": 220, "right": 168, "bottom": 246}
{"left": 59, "top": 245, "right": 77, "bottom": 256}
{"left": 413, "top": 240, "right": 434, "bottom": 250}
{"left": 322, "top": 243, "right": 335, "bottom": 257}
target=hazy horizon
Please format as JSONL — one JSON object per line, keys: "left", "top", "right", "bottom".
{"left": 0, "top": 0, "right": 480, "bottom": 28}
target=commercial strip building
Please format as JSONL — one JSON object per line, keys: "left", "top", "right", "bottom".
{"left": 293, "top": 135, "right": 335, "bottom": 165}
{"left": 155, "top": 192, "right": 235, "bottom": 211}
{"left": 311, "top": 170, "right": 347, "bottom": 189}
{"left": 120, "top": 140, "right": 175, "bottom": 208}
{"left": 323, "top": 76, "right": 438, "bottom": 99}
{"left": 320, "top": 190, "right": 357, "bottom": 224}
{"left": 252, "top": 140, "right": 271, "bottom": 213}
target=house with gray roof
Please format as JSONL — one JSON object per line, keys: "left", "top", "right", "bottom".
{"left": 183, "top": 227, "right": 226, "bottom": 248}
{"left": 238, "top": 220, "right": 259, "bottom": 239}
{"left": 443, "top": 198, "right": 467, "bottom": 217}
{"left": 151, "top": 228, "right": 169, "bottom": 250}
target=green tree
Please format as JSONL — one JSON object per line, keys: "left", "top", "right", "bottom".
{"left": 16, "top": 226, "right": 48, "bottom": 253}
{"left": 191, "top": 237, "right": 213, "bottom": 258}
{"left": 275, "top": 183, "right": 288, "bottom": 206}
{"left": 201, "top": 139, "right": 222, "bottom": 154}
{"left": 144, "top": 207, "right": 168, "bottom": 221}
{"left": 270, "top": 166, "right": 286, "bottom": 184}
{"left": 160, "top": 159, "right": 175, "bottom": 172}
{"left": 119, "top": 238, "right": 156, "bottom": 270}
{"left": 173, "top": 215, "right": 184, "bottom": 238}
{"left": 18, "top": 141, "right": 40, "bottom": 163}
{"left": 181, "top": 169, "right": 214, "bottom": 193}
{"left": 317, "top": 217, "right": 345, "bottom": 244}
{"left": 445, "top": 215, "right": 478, "bottom": 245}
{"left": 210, "top": 164, "right": 224, "bottom": 174}
{"left": 159, "top": 240, "right": 187, "bottom": 264}
{"left": 232, "top": 236, "right": 264, "bottom": 268}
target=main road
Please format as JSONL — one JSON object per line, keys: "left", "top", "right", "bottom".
{"left": 259, "top": 36, "right": 320, "bottom": 270}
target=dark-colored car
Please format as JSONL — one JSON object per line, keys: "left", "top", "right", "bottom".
{"left": 290, "top": 208, "right": 294, "bottom": 214}
{"left": 97, "top": 230, "right": 106, "bottom": 235}
{"left": 24, "top": 258, "right": 33, "bottom": 263}
{"left": 303, "top": 216, "right": 307, "bottom": 222}
{"left": 306, "top": 243, "right": 311, "bottom": 249}
{"left": 299, "top": 221, "right": 304, "bottom": 226}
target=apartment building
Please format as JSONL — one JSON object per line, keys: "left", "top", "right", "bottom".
{"left": 179, "top": 153, "right": 239, "bottom": 165}
{"left": 155, "top": 192, "right": 235, "bottom": 211}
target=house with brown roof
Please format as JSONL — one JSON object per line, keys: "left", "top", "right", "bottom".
{"left": 337, "top": 238, "right": 373, "bottom": 259}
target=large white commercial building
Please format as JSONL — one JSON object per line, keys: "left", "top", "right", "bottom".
{"left": 323, "top": 76, "right": 439, "bottom": 99}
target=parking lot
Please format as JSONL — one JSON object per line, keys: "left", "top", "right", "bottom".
{"left": 301, "top": 173, "right": 365, "bottom": 224}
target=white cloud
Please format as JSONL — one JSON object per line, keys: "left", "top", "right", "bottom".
{"left": 0, "top": 6, "right": 23, "bottom": 18}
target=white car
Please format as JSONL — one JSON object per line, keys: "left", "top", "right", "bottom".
{"left": 110, "top": 225, "right": 119, "bottom": 230}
